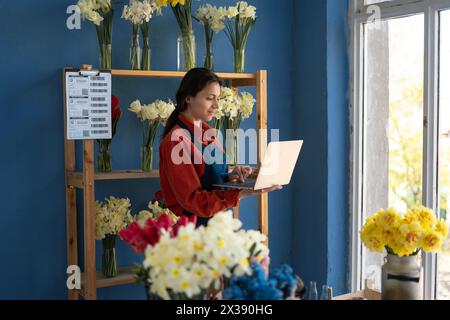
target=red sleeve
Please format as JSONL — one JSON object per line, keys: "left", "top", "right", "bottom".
{"left": 161, "top": 139, "right": 240, "bottom": 218}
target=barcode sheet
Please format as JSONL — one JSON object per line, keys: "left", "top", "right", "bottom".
{"left": 65, "top": 71, "right": 112, "bottom": 140}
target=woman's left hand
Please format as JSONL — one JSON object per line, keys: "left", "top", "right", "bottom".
{"left": 228, "top": 166, "right": 253, "bottom": 183}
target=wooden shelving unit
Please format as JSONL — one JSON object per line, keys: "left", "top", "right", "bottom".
{"left": 63, "top": 67, "right": 268, "bottom": 300}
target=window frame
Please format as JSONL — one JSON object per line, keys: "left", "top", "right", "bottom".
{"left": 349, "top": 0, "right": 450, "bottom": 300}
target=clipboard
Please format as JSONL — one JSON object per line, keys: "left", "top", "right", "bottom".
{"left": 63, "top": 66, "right": 112, "bottom": 140}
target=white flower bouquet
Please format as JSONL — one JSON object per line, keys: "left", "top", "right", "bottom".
{"left": 195, "top": 4, "right": 227, "bottom": 70}
{"left": 221, "top": 1, "right": 257, "bottom": 72}
{"left": 143, "top": 212, "right": 269, "bottom": 299}
{"left": 77, "top": 0, "right": 115, "bottom": 69}
{"left": 129, "top": 99, "right": 175, "bottom": 171}
{"left": 122, "top": 0, "right": 161, "bottom": 70}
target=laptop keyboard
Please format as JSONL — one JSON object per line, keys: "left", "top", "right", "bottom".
{"left": 224, "top": 179, "right": 256, "bottom": 188}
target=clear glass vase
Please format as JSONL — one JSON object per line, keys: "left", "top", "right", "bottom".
{"left": 130, "top": 32, "right": 141, "bottom": 70}
{"left": 99, "top": 43, "right": 112, "bottom": 69}
{"left": 97, "top": 141, "right": 112, "bottom": 172}
{"left": 381, "top": 252, "right": 423, "bottom": 300}
{"left": 204, "top": 42, "right": 214, "bottom": 71}
{"left": 101, "top": 234, "right": 117, "bottom": 278}
{"left": 141, "top": 145, "right": 153, "bottom": 172}
{"left": 225, "top": 128, "right": 238, "bottom": 166}
{"left": 177, "top": 30, "right": 196, "bottom": 71}
{"left": 141, "top": 38, "right": 151, "bottom": 71}
{"left": 204, "top": 54, "right": 214, "bottom": 71}
{"left": 234, "top": 48, "right": 245, "bottom": 73}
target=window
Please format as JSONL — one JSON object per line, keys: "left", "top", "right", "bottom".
{"left": 437, "top": 8, "right": 450, "bottom": 300}
{"left": 350, "top": 0, "right": 450, "bottom": 300}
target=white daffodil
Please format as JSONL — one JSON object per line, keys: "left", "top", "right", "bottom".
{"left": 129, "top": 99, "right": 142, "bottom": 115}
{"left": 141, "top": 104, "right": 159, "bottom": 121}
{"left": 227, "top": 6, "right": 239, "bottom": 18}
{"left": 157, "top": 99, "right": 176, "bottom": 120}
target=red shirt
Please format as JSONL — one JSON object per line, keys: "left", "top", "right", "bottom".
{"left": 159, "top": 114, "right": 240, "bottom": 218}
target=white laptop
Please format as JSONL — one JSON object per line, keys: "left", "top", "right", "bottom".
{"left": 213, "top": 140, "right": 303, "bottom": 190}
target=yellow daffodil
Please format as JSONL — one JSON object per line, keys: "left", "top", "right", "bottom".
{"left": 361, "top": 206, "right": 446, "bottom": 255}
{"left": 420, "top": 231, "right": 443, "bottom": 253}
{"left": 435, "top": 219, "right": 449, "bottom": 239}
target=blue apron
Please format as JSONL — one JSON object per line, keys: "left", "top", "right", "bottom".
{"left": 176, "top": 119, "right": 228, "bottom": 226}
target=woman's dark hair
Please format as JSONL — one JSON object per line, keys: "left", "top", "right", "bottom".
{"left": 163, "top": 68, "right": 223, "bottom": 137}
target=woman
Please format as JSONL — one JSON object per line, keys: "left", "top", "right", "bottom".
{"left": 159, "top": 68, "right": 281, "bottom": 226}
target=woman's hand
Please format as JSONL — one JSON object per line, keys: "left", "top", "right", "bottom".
{"left": 228, "top": 165, "right": 253, "bottom": 183}
{"left": 239, "top": 185, "right": 283, "bottom": 200}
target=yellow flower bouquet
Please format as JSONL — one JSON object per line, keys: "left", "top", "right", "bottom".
{"left": 95, "top": 196, "right": 133, "bottom": 277}
{"left": 361, "top": 206, "right": 449, "bottom": 256}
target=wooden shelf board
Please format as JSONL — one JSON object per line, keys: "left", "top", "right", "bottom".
{"left": 95, "top": 170, "right": 160, "bottom": 180}
{"left": 110, "top": 69, "right": 256, "bottom": 80}
{"left": 81, "top": 266, "right": 138, "bottom": 290}
{"left": 67, "top": 170, "right": 159, "bottom": 186}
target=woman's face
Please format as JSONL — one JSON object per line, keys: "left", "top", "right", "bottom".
{"left": 186, "top": 81, "right": 220, "bottom": 123}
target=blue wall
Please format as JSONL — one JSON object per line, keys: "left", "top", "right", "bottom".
{"left": 291, "top": 0, "right": 349, "bottom": 295}
{"left": 0, "top": 0, "right": 298, "bottom": 299}
{"left": 326, "top": 0, "right": 350, "bottom": 295}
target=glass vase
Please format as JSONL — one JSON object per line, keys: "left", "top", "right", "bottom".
{"left": 130, "top": 31, "right": 141, "bottom": 70}
{"left": 101, "top": 234, "right": 117, "bottom": 278}
{"left": 97, "top": 141, "right": 112, "bottom": 172}
{"left": 141, "top": 38, "right": 151, "bottom": 71}
{"left": 99, "top": 43, "right": 112, "bottom": 69}
{"left": 225, "top": 128, "right": 238, "bottom": 166}
{"left": 381, "top": 252, "right": 423, "bottom": 300}
{"left": 204, "top": 54, "right": 214, "bottom": 71}
{"left": 141, "top": 145, "right": 153, "bottom": 172}
{"left": 234, "top": 48, "right": 245, "bottom": 73}
{"left": 177, "top": 30, "right": 196, "bottom": 71}
{"left": 204, "top": 42, "right": 214, "bottom": 71}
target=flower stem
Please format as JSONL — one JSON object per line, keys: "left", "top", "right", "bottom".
{"left": 102, "top": 234, "right": 117, "bottom": 278}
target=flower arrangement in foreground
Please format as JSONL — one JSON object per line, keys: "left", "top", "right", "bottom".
{"left": 361, "top": 205, "right": 449, "bottom": 257}
{"left": 128, "top": 98, "right": 175, "bottom": 171}
{"left": 121, "top": 211, "right": 271, "bottom": 299}
{"left": 120, "top": 211, "right": 307, "bottom": 300}
{"left": 95, "top": 196, "right": 133, "bottom": 277}
{"left": 145, "top": 212, "right": 268, "bottom": 299}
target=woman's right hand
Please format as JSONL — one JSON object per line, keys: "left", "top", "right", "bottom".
{"left": 238, "top": 185, "right": 283, "bottom": 200}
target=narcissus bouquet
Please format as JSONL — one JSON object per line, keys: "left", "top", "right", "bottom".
{"left": 95, "top": 196, "right": 133, "bottom": 277}
{"left": 124, "top": 211, "right": 269, "bottom": 300}
{"left": 361, "top": 206, "right": 449, "bottom": 257}
{"left": 194, "top": 4, "right": 227, "bottom": 70}
{"left": 77, "top": 0, "right": 115, "bottom": 68}
{"left": 129, "top": 98, "right": 175, "bottom": 171}
{"left": 157, "top": 0, "right": 199, "bottom": 70}
{"left": 122, "top": 0, "right": 161, "bottom": 70}
{"left": 221, "top": 1, "right": 257, "bottom": 72}
{"left": 217, "top": 87, "right": 255, "bottom": 165}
